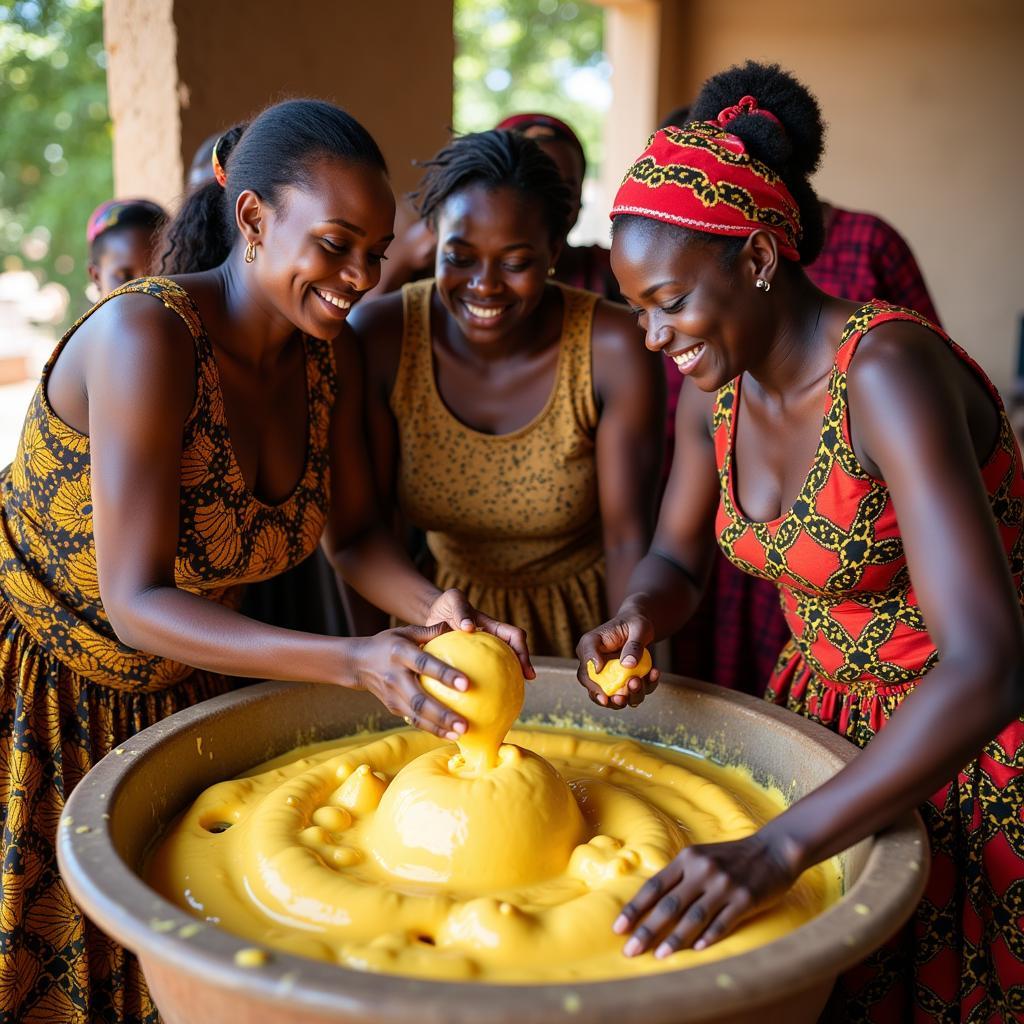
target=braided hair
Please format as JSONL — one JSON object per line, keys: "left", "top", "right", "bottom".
{"left": 158, "top": 99, "right": 387, "bottom": 275}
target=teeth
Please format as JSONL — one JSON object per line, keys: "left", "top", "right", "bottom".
{"left": 315, "top": 288, "right": 351, "bottom": 311}
{"left": 465, "top": 303, "right": 504, "bottom": 320}
{"left": 673, "top": 343, "right": 705, "bottom": 368}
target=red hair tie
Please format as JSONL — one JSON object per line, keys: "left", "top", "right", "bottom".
{"left": 211, "top": 135, "right": 228, "bottom": 188}
{"left": 715, "top": 95, "right": 782, "bottom": 129}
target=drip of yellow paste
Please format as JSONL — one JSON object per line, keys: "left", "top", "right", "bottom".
{"left": 419, "top": 629, "right": 525, "bottom": 771}
{"left": 148, "top": 633, "right": 840, "bottom": 982}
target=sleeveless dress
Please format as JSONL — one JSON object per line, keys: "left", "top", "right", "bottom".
{"left": 391, "top": 279, "right": 603, "bottom": 658}
{"left": 0, "top": 277, "right": 334, "bottom": 1023}
{"left": 714, "top": 302, "right": 1024, "bottom": 1022}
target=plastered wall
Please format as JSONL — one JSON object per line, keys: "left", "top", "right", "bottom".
{"left": 652, "top": 0, "right": 1024, "bottom": 388}
{"left": 105, "top": 0, "right": 454, "bottom": 209}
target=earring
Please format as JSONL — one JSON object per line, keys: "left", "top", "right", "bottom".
{"left": 548, "top": 266, "right": 557, "bottom": 277}
{"left": 755, "top": 278, "right": 770, "bottom": 293}
{"left": 244, "top": 240, "right": 256, "bottom": 264}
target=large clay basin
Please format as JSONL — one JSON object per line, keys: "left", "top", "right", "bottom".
{"left": 58, "top": 660, "right": 928, "bottom": 1024}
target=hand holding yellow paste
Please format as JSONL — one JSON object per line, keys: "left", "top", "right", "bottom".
{"left": 418, "top": 630, "right": 525, "bottom": 770}
{"left": 588, "top": 648, "right": 653, "bottom": 696}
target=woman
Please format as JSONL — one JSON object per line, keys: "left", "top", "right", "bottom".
{"left": 351, "top": 129, "right": 664, "bottom": 657}
{"left": 370, "top": 113, "right": 622, "bottom": 304}
{"left": 86, "top": 197, "right": 166, "bottom": 298}
{"left": 577, "top": 63, "right": 1024, "bottom": 1021}
{"left": 0, "top": 99, "right": 528, "bottom": 1023}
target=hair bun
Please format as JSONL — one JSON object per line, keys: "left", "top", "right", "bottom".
{"left": 690, "top": 61, "right": 825, "bottom": 178}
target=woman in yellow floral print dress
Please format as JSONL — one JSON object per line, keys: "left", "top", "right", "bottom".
{"left": 0, "top": 100, "right": 529, "bottom": 1024}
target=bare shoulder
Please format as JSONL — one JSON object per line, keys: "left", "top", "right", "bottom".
{"left": 846, "top": 318, "right": 961, "bottom": 413}
{"left": 347, "top": 290, "right": 406, "bottom": 391}
{"left": 589, "top": 296, "right": 643, "bottom": 359}
{"left": 69, "top": 289, "right": 197, "bottom": 414}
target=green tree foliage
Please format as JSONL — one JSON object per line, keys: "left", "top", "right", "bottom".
{"left": 0, "top": 0, "right": 111, "bottom": 318}
{"left": 453, "top": 0, "right": 608, "bottom": 173}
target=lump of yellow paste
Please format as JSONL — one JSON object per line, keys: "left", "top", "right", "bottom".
{"left": 379, "top": 631, "right": 584, "bottom": 889}
{"left": 419, "top": 630, "right": 524, "bottom": 770}
{"left": 587, "top": 649, "right": 653, "bottom": 696}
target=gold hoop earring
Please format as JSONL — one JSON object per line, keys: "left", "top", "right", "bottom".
{"left": 244, "top": 240, "right": 256, "bottom": 264}
{"left": 755, "top": 278, "right": 770, "bottom": 293}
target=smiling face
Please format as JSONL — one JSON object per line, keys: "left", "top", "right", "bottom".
{"left": 242, "top": 158, "right": 395, "bottom": 340}
{"left": 434, "top": 183, "right": 557, "bottom": 345}
{"left": 611, "top": 217, "right": 769, "bottom": 391}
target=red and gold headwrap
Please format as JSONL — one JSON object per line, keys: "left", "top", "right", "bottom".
{"left": 610, "top": 100, "right": 802, "bottom": 261}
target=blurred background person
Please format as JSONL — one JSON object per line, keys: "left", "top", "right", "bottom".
{"left": 86, "top": 198, "right": 165, "bottom": 298}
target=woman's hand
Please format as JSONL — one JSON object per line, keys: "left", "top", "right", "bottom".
{"left": 615, "top": 832, "right": 801, "bottom": 958}
{"left": 576, "top": 610, "right": 660, "bottom": 708}
{"left": 343, "top": 623, "right": 470, "bottom": 740}
{"left": 425, "top": 588, "right": 535, "bottom": 679}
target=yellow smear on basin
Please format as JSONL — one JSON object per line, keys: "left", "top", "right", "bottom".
{"left": 147, "top": 633, "right": 839, "bottom": 982}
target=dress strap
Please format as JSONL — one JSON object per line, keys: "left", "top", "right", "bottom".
{"left": 391, "top": 278, "right": 434, "bottom": 416}
{"left": 551, "top": 283, "right": 599, "bottom": 434}
{"left": 38, "top": 277, "right": 214, "bottom": 441}
{"left": 712, "top": 379, "right": 739, "bottom": 471}
{"left": 834, "top": 300, "right": 1006, "bottom": 450}
{"left": 44, "top": 277, "right": 205, "bottom": 373}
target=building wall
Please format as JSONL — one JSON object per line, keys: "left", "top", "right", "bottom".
{"left": 104, "top": 0, "right": 182, "bottom": 207}
{"left": 651, "top": 0, "right": 1024, "bottom": 388}
{"left": 105, "top": 0, "right": 454, "bottom": 209}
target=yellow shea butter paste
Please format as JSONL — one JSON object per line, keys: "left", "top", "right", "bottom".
{"left": 148, "top": 633, "right": 839, "bottom": 982}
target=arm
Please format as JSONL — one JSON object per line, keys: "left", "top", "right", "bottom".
{"left": 87, "top": 295, "right": 468, "bottom": 740}
{"left": 576, "top": 372, "right": 721, "bottom": 707}
{"left": 616, "top": 323, "right": 1024, "bottom": 957}
{"left": 320, "top": 315, "right": 441, "bottom": 626}
{"left": 339, "top": 296, "right": 534, "bottom": 675}
{"left": 592, "top": 300, "right": 665, "bottom": 613}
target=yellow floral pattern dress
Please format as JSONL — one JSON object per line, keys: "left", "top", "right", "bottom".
{"left": 0, "top": 277, "right": 335, "bottom": 1022}
{"left": 391, "top": 279, "right": 603, "bottom": 657}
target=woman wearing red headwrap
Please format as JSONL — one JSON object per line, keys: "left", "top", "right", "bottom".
{"left": 576, "top": 62, "right": 1024, "bottom": 1022}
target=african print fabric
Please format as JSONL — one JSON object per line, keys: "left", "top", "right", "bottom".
{"left": 0, "top": 277, "right": 335, "bottom": 1022}
{"left": 610, "top": 122, "right": 802, "bottom": 261}
{"left": 714, "top": 301, "right": 1024, "bottom": 1022}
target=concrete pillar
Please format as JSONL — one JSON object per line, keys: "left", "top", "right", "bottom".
{"left": 103, "top": 0, "right": 455, "bottom": 209}
{"left": 595, "top": 0, "right": 694, "bottom": 207}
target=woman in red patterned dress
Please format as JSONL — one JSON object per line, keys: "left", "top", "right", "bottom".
{"left": 576, "top": 62, "right": 1024, "bottom": 1022}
